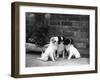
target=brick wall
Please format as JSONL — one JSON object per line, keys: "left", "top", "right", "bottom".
{"left": 26, "top": 13, "right": 89, "bottom": 58}
{"left": 47, "top": 14, "right": 89, "bottom": 57}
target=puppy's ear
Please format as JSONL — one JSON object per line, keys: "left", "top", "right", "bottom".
{"left": 62, "top": 36, "right": 66, "bottom": 44}
{"left": 64, "top": 38, "right": 70, "bottom": 45}
{"left": 70, "top": 38, "right": 74, "bottom": 44}
{"left": 57, "top": 36, "right": 61, "bottom": 44}
{"left": 50, "top": 37, "right": 54, "bottom": 42}
{"left": 62, "top": 36, "right": 65, "bottom": 41}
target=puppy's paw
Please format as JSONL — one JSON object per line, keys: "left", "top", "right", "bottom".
{"left": 67, "top": 58, "right": 71, "bottom": 60}
{"left": 52, "top": 60, "right": 56, "bottom": 62}
{"left": 51, "top": 58, "right": 56, "bottom": 62}
{"left": 37, "top": 57, "right": 42, "bottom": 60}
{"left": 54, "top": 57, "right": 58, "bottom": 60}
{"left": 38, "top": 58, "right": 48, "bottom": 62}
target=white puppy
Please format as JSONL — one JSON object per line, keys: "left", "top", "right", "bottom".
{"left": 38, "top": 37, "right": 58, "bottom": 61}
{"left": 65, "top": 39, "right": 81, "bottom": 60}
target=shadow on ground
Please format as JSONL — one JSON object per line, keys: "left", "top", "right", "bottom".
{"left": 26, "top": 52, "right": 89, "bottom": 67}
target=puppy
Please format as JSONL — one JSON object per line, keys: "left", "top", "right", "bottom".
{"left": 65, "top": 38, "right": 81, "bottom": 60}
{"left": 56, "top": 36, "right": 65, "bottom": 59}
{"left": 38, "top": 37, "right": 58, "bottom": 61}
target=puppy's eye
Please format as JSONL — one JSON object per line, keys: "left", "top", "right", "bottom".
{"left": 54, "top": 41, "right": 56, "bottom": 42}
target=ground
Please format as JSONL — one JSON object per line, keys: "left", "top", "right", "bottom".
{"left": 26, "top": 52, "right": 89, "bottom": 67}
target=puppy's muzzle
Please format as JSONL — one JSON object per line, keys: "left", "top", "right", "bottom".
{"left": 52, "top": 40, "right": 56, "bottom": 43}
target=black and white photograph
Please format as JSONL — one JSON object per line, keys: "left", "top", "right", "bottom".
{"left": 11, "top": 2, "right": 97, "bottom": 78}
{"left": 26, "top": 13, "right": 90, "bottom": 67}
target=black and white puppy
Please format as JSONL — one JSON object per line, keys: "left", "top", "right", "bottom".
{"left": 65, "top": 38, "right": 81, "bottom": 60}
{"left": 56, "top": 36, "right": 65, "bottom": 59}
{"left": 38, "top": 37, "right": 58, "bottom": 61}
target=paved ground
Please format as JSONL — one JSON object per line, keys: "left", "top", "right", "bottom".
{"left": 26, "top": 52, "right": 89, "bottom": 67}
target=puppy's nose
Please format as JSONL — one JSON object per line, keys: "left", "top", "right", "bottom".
{"left": 52, "top": 40, "right": 56, "bottom": 43}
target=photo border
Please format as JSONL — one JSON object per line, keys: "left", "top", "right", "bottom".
{"left": 11, "top": 2, "right": 98, "bottom": 78}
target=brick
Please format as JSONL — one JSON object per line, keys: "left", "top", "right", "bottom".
{"left": 56, "top": 27, "right": 78, "bottom": 34}
{"left": 72, "top": 21, "right": 89, "bottom": 28}
{"left": 80, "top": 21, "right": 89, "bottom": 27}
{"left": 63, "top": 26, "right": 72, "bottom": 29}
{"left": 49, "top": 21, "right": 60, "bottom": 25}
{"left": 68, "top": 16, "right": 80, "bottom": 21}
{"left": 50, "top": 14, "right": 61, "bottom": 20}
{"left": 61, "top": 27, "right": 80, "bottom": 33}
{"left": 86, "top": 44, "right": 89, "bottom": 48}
{"left": 75, "top": 48, "right": 89, "bottom": 58}
{"left": 64, "top": 31, "right": 74, "bottom": 37}
{"left": 75, "top": 43, "right": 87, "bottom": 48}
{"left": 80, "top": 27, "right": 89, "bottom": 32}
{"left": 78, "top": 49, "right": 89, "bottom": 57}
{"left": 49, "top": 14, "right": 81, "bottom": 21}
{"left": 74, "top": 38, "right": 89, "bottom": 43}
{"left": 68, "top": 28, "right": 78, "bottom": 31}
{"left": 72, "top": 21, "right": 81, "bottom": 27}
{"left": 81, "top": 16, "right": 89, "bottom": 21}
{"left": 62, "top": 21, "right": 72, "bottom": 26}
{"left": 74, "top": 31, "right": 89, "bottom": 38}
